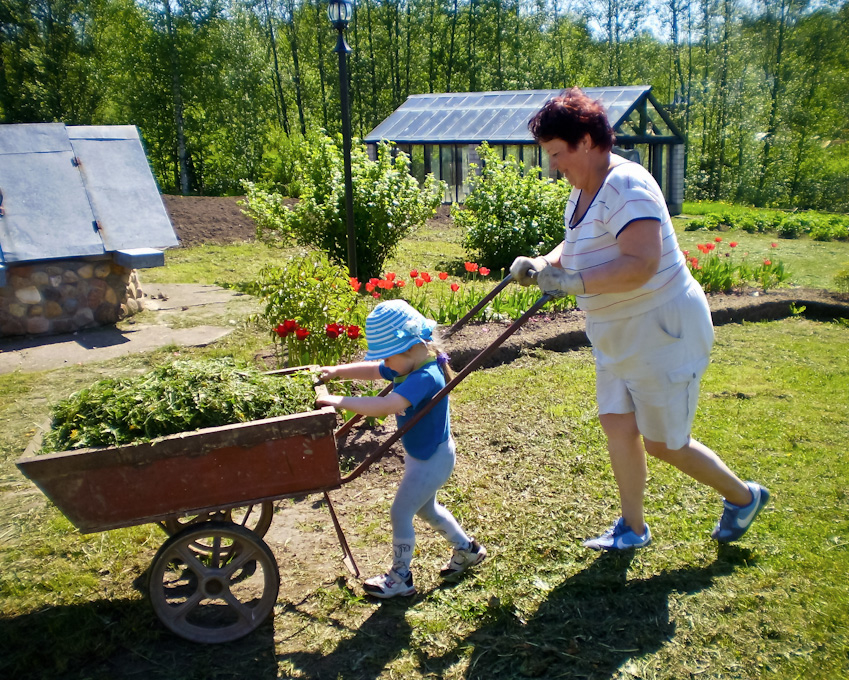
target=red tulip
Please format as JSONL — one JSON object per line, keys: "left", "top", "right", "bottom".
{"left": 450, "top": 283, "right": 459, "bottom": 292}
{"left": 409, "top": 269, "right": 419, "bottom": 278}
{"left": 729, "top": 242, "right": 738, "bottom": 247}
{"left": 295, "top": 327, "right": 310, "bottom": 340}
{"left": 325, "top": 323, "right": 341, "bottom": 338}
{"left": 347, "top": 325, "right": 361, "bottom": 339}
{"left": 438, "top": 272, "right": 448, "bottom": 280}
{"left": 421, "top": 272, "right": 432, "bottom": 282}
{"left": 764, "top": 259, "right": 771, "bottom": 266}
{"left": 464, "top": 262, "right": 479, "bottom": 272}
{"left": 415, "top": 278, "right": 425, "bottom": 287}
{"left": 479, "top": 267, "right": 490, "bottom": 276}
{"left": 715, "top": 236, "right": 722, "bottom": 242}
{"left": 385, "top": 272, "right": 396, "bottom": 281}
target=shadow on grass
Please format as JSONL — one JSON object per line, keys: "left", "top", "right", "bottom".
{"left": 278, "top": 595, "right": 415, "bottom": 679}
{"left": 0, "top": 595, "right": 277, "bottom": 680}
{"left": 427, "top": 544, "right": 755, "bottom": 679}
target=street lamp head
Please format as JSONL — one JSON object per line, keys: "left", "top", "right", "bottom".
{"left": 327, "top": 0, "right": 353, "bottom": 30}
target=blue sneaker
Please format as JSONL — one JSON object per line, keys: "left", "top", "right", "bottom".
{"left": 712, "top": 482, "right": 770, "bottom": 543}
{"left": 583, "top": 517, "right": 651, "bottom": 551}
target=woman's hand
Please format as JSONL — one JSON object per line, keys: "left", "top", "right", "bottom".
{"left": 509, "top": 256, "right": 550, "bottom": 286}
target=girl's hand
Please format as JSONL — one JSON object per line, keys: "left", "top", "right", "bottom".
{"left": 316, "top": 394, "right": 343, "bottom": 408}
{"left": 318, "top": 366, "right": 337, "bottom": 383}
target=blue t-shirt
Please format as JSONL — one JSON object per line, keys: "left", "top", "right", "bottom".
{"left": 378, "top": 360, "right": 451, "bottom": 460}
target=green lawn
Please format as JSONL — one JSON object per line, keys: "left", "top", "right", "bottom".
{"left": 143, "top": 212, "right": 849, "bottom": 293}
{"left": 1, "top": 215, "right": 848, "bottom": 679}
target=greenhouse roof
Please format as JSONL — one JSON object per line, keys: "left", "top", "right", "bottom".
{"left": 365, "top": 86, "right": 683, "bottom": 145}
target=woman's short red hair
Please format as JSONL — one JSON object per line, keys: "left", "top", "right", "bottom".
{"left": 528, "top": 87, "right": 615, "bottom": 151}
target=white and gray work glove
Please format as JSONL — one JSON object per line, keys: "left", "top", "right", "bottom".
{"left": 509, "top": 256, "right": 550, "bottom": 287}
{"left": 536, "top": 266, "right": 585, "bottom": 298}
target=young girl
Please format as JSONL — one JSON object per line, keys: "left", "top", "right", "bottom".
{"left": 316, "top": 299, "right": 486, "bottom": 598}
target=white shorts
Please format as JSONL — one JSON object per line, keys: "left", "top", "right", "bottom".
{"left": 587, "top": 280, "right": 714, "bottom": 450}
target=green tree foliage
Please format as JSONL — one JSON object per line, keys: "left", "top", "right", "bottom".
{"left": 455, "top": 142, "right": 571, "bottom": 272}
{"left": 244, "top": 133, "right": 444, "bottom": 279}
{"left": 1, "top": 0, "right": 848, "bottom": 211}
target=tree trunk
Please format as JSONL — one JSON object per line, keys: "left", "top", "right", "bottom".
{"left": 162, "top": 0, "right": 190, "bottom": 195}
{"left": 313, "top": 0, "right": 329, "bottom": 131}
{"left": 446, "top": 0, "right": 459, "bottom": 91}
{"left": 264, "top": 0, "right": 289, "bottom": 134}
{"left": 283, "top": 0, "right": 306, "bottom": 136}
{"left": 757, "top": 0, "right": 789, "bottom": 204}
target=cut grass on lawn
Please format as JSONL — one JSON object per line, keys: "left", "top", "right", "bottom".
{"left": 1, "top": 317, "right": 848, "bottom": 679}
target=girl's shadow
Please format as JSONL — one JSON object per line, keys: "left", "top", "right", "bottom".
{"left": 278, "top": 594, "right": 415, "bottom": 680}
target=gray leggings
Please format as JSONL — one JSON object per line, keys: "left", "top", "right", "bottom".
{"left": 391, "top": 437, "right": 470, "bottom": 548}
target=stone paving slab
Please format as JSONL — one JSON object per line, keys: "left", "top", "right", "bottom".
{"left": 0, "top": 283, "right": 250, "bottom": 374}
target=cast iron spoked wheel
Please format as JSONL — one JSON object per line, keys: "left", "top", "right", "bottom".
{"left": 148, "top": 522, "right": 280, "bottom": 644}
{"left": 161, "top": 502, "right": 274, "bottom": 553}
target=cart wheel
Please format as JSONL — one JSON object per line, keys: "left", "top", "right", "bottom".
{"left": 148, "top": 522, "right": 280, "bottom": 644}
{"left": 161, "top": 502, "right": 274, "bottom": 547}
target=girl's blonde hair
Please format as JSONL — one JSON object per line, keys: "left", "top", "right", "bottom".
{"left": 428, "top": 337, "right": 454, "bottom": 381}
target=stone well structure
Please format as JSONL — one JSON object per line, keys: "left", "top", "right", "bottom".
{"left": 0, "top": 123, "right": 177, "bottom": 339}
{"left": 0, "top": 257, "right": 146, "bottom": 337}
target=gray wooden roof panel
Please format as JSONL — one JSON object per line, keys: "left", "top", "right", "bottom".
{"left": 0, "top": 123, "right": 177, "bottom": 265}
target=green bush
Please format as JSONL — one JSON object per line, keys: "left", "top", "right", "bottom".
{"left": 244, "top": 133, "right": 445, "bottom": 280}
{"left": 252, "top": 252, "right": 368, "bottom": 367}
{"left": 455, "top": 142, "right": 571, "bottom": 271}
{"left": 834, "top": 262, "right": 849, "bottom": 292}
{"left": 810, "top": 216, "right": 849, "bottom": 242}
{"left": 776, "top": 215, "right": 807, "bottom": 239}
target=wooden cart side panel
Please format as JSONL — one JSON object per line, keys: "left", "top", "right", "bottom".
{"left": 16, "top": 408, "right": 342, "bottom": 533}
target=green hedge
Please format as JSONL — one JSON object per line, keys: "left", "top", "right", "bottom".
{"left": 684, "top": 208, "right": 849, "bottom": 241}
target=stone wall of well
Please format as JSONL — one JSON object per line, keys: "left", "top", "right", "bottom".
{"left": 0, "top": 256, "right": 145, "bottom": 337}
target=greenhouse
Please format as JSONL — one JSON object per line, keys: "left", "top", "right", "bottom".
{"left": 364, "top": 86, "right": 685, "bottom": 213}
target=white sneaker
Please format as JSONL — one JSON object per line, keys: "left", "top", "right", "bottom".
{"left": 362, "top": 569, "right": 416, "bottom": 598}
{"left": 440, "top": 539, "right": 487, "bottom": 581}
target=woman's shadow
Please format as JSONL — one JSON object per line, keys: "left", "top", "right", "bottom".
{"left": 424, "top": 543, "right": 754, "bottom": 679}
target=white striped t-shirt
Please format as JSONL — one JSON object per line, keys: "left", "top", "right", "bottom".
{"left": 560, "top": 161, "right": 689, "bottom": 322}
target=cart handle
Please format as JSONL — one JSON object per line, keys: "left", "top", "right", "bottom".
{"left": 340, "top": 291, "right": 553, "bottom": 484}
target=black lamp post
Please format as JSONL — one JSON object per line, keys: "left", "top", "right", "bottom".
{"left": 328, "top": 0, "right": 357, "bottom": 280}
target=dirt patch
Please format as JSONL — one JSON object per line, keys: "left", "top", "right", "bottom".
{"left": 162, "top": 195, "right": 259, "bottom": 247}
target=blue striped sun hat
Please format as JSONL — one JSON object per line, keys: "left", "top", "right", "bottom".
{"left": 363, "top": 300, "right": 438, "bottom": 361}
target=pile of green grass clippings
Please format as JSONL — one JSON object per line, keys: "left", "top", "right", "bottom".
{"left": 39, "top": 359, "right": 317, "bottom": 454}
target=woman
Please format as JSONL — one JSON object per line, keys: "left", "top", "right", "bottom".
{"left": 510, "top": 88, "right": 769, "bottom": 550}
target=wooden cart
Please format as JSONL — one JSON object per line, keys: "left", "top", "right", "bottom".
{"left": 16, "top": 280, "right": 552, "bottom": 644}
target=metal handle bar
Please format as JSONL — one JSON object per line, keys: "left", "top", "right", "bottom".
{"left": 340, "top": 291, "right": 553, "bottom": 484}
{"left": 444, "top": 273, "right": 514, "bottom": 337}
